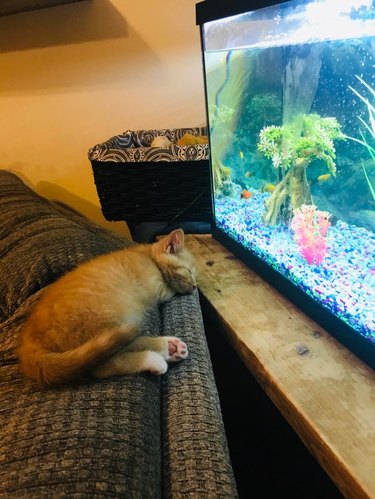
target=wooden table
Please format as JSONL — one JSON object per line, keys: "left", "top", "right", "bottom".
{"left": 186, "top": 234, "right": 375, "bottom": 499}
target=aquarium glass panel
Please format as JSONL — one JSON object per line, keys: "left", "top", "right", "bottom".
{"left": 202, "top": 0, "right": 375, "bottom": 359}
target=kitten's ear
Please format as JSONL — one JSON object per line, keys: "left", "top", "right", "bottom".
{"left": 164, "top": 229, "right": 185, "bottom": 254}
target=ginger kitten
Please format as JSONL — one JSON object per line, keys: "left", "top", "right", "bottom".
{"left": 18, "top": 229, "right": 197, "bottom": 386}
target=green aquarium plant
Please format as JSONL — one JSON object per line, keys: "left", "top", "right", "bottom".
{"left": 257, "top": 113, "right": 345, "bottom": 225}
{"left": 347, "top": 75, "right": 375, "bottom": 203}
{"left": 238, "top": 92, "right": 282, "bottom": 146}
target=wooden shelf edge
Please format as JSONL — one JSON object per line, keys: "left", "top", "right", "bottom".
{"left": 188, "top": 234, "right": 375, "bottom": 499}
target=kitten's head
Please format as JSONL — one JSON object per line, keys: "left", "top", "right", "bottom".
{"left": 151, "top": 229, "right": 197, "bottom": 294}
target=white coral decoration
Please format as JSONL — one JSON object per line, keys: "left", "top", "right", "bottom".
{"left": 258, "top": 126, "right": 289, "bottom": 168}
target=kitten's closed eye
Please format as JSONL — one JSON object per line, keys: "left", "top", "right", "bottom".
{"left": 181, "top": 266, "right": 197, "bottom": 282}
{"left": 180, "top": 267, "right": 192, "bottom": 277}
{"left": 170, "top": 266, "right": 196, "bottom": 294}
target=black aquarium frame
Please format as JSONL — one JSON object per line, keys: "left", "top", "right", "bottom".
{"left": 196, "top": 0, "right": 375, "bottom": 370}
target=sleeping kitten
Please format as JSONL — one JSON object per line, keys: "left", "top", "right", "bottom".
{"left": 18, "top": 229, "right": 197, "bottom": 386}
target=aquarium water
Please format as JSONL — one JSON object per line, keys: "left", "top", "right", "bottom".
{"left": 201, "top": 0, "right": 375, "bottom": 350}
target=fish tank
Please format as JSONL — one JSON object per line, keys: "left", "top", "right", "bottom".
{"left": 196, "top": 0, "right": 375, "bottom": 369}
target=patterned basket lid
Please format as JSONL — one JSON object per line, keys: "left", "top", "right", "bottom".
{"left": 88, "top": 127, "right": 209, "bottom": 163}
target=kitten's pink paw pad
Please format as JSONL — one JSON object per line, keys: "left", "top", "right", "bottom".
{"left": 167, "top": 338, "right": 188, "bottom": 362}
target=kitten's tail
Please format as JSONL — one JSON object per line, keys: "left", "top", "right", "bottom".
{"left": 18, "top": 326, "right": 137, "bottom": 386}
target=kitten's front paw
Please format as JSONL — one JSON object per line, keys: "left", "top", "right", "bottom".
{"left": 146, "top": 352, "right": 168, "bottom": 375}
{"left": 165, "top": 337, "right": 188, "bottom": 363}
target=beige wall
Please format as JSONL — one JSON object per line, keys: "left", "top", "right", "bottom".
{"left": 0, "top": 0, "right": 206, "bottom": 237}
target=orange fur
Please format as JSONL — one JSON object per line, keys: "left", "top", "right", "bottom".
{"left": 18, "top": 229, "right": 197, "bottom": 386}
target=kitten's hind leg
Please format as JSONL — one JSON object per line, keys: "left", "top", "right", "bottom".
{"left": 92, "top": 350, "right": 168, "bottom": 379}
{"left": 124, "top": 336, "right": 188, "bottom": 363}
{"left": 92, "top": 336, "right": 188, "bottom": 379}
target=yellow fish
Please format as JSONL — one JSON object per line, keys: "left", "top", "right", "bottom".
{"left": 222, "top": 166, "right": 232, "bottom": 177}
{"left": 261, "top": 183, "right": 276, "bottom": 193}
{"left": 239, "top": 151, "right": 244, "bottom": 160}
{"left": 244, "top": 171, "right": 253, "bottom": 178}
{"left": 317, "top": 173, "right": 331, "bottom": 183}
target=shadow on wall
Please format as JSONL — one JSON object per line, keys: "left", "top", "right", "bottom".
{"left": 0, "top": 0, "right": 127, "bottom": 52}
{"left": 0, "top": 0, "right": 162, "bottom": 94}
{"left": 10, "top": 169, "right": 131, "bottom": 239}
{"left": 37, "top": 180, "right": 132, "bottom": 238}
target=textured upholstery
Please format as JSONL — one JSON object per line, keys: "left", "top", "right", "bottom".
{"left": 161, "top": 295, "right": 237, "bottom": 497}
{"left": 0, "top": 171, "right": 129, "bottom": 323}
{"left": 0, "top": 170, "right": 237, "bottom": 498}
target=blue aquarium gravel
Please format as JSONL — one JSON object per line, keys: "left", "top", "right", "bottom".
{"left": 215, "top": 191, "right": 375, "bottom": 343}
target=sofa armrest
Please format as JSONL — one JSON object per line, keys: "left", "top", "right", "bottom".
{"left": 160, "top": 291, "right": 238, "bottom": 497}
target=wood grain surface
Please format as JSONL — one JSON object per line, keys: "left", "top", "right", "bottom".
{"left": 186, "top": 234, "right": 375, "bottom": 499}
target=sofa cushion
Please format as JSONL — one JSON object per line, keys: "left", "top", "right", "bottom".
{"left": 0, "top": 170, "right": 164, "bottom": 497}
{"left": 0, "top": 170, "right": 129, "bottom": 322}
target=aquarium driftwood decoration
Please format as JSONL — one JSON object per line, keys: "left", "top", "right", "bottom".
{"left": 258, "top": 113, "right": 345, "bottom": 225}
{"left": 283, "top": 45, "right": 322, "bottom": 125}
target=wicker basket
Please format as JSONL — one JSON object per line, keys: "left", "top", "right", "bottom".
{"left": 89, "top": 127, "right": 212, "bottom": 224}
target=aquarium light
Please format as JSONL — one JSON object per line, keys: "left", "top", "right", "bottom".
{"left": 291, "top": 0, "right": 375, "bottom": 46}
{"left": 203, "top": 0, "right": 375, "bottom": 51}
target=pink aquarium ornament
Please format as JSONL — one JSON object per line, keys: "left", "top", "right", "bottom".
{"left": 291, "top": 204, "right": 331, "bottom": 265}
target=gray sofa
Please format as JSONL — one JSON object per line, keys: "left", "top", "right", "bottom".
{"left": 0, "top": 170, "right": 237, "bottom": 498}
